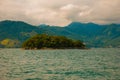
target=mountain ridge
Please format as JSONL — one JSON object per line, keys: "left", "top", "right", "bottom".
{"left": 0, "top": 20, "right": 120, "bottom": 48}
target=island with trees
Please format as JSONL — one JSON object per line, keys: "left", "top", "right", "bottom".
{"left": 22, "top": 34, "right": 85, "bottom": 49}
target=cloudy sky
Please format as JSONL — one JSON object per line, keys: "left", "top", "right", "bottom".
{"left": 0, "top": 0, "right": 120, "bottom": 26}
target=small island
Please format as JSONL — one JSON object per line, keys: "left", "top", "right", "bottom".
{"left": 22, "top": 34, "right": 85, "bottom": 49}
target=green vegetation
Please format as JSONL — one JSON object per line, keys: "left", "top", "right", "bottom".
{"left": 0, "top": 20, "right": 120, "bottom": 48}
{"left": 1, "top": 38, "right": 20, "bottom": 48}
{"left": 22, "top": 34, "right": 85, "bottom": 49}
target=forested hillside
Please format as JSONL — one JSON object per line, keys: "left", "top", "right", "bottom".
{"left": 22, "top": 34, "right": 85, "bottom": 49}
{"left": 0, "top": 20, "right": 120, "bottom": 48}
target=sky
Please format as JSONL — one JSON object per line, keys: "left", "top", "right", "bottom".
{"left": 0, "top": 0, "right": 120, "bottom": 26}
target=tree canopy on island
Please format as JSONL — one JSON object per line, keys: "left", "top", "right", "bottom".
{"left": 22, "top": 34, "right": 85, "bottom": 49}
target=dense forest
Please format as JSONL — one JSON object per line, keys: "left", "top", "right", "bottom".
{"left": 0, "top": 20, "right": 120, "bottom": 48}
{"left": 22, "top": 34, "right": 85, "bottom": 49}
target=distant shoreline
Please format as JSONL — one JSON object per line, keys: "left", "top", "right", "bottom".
{"left": 22, "top": 47, "right": 89, "bottom": 50}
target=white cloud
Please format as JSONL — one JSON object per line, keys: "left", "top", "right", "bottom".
{"left": 0, "top": 0, "right": 120, "bottom": 26}
{"left": 60, "top": 4, "right": 78, "bottom": 10}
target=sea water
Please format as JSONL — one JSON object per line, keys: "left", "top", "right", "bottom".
{"left": 0, "top": 48, "right": 120, "bottom": 80}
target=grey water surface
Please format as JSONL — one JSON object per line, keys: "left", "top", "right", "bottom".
{"left": 0, "top": 48, "right": 120, "bottom": 80}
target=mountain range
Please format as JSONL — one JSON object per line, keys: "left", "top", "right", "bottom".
{"left": 0, "top": 20, "right": 120, "bottom": 48}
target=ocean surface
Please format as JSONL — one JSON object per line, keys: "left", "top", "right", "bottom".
{"left": 0, "top": 48, "right": 120, "bottom": 80}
